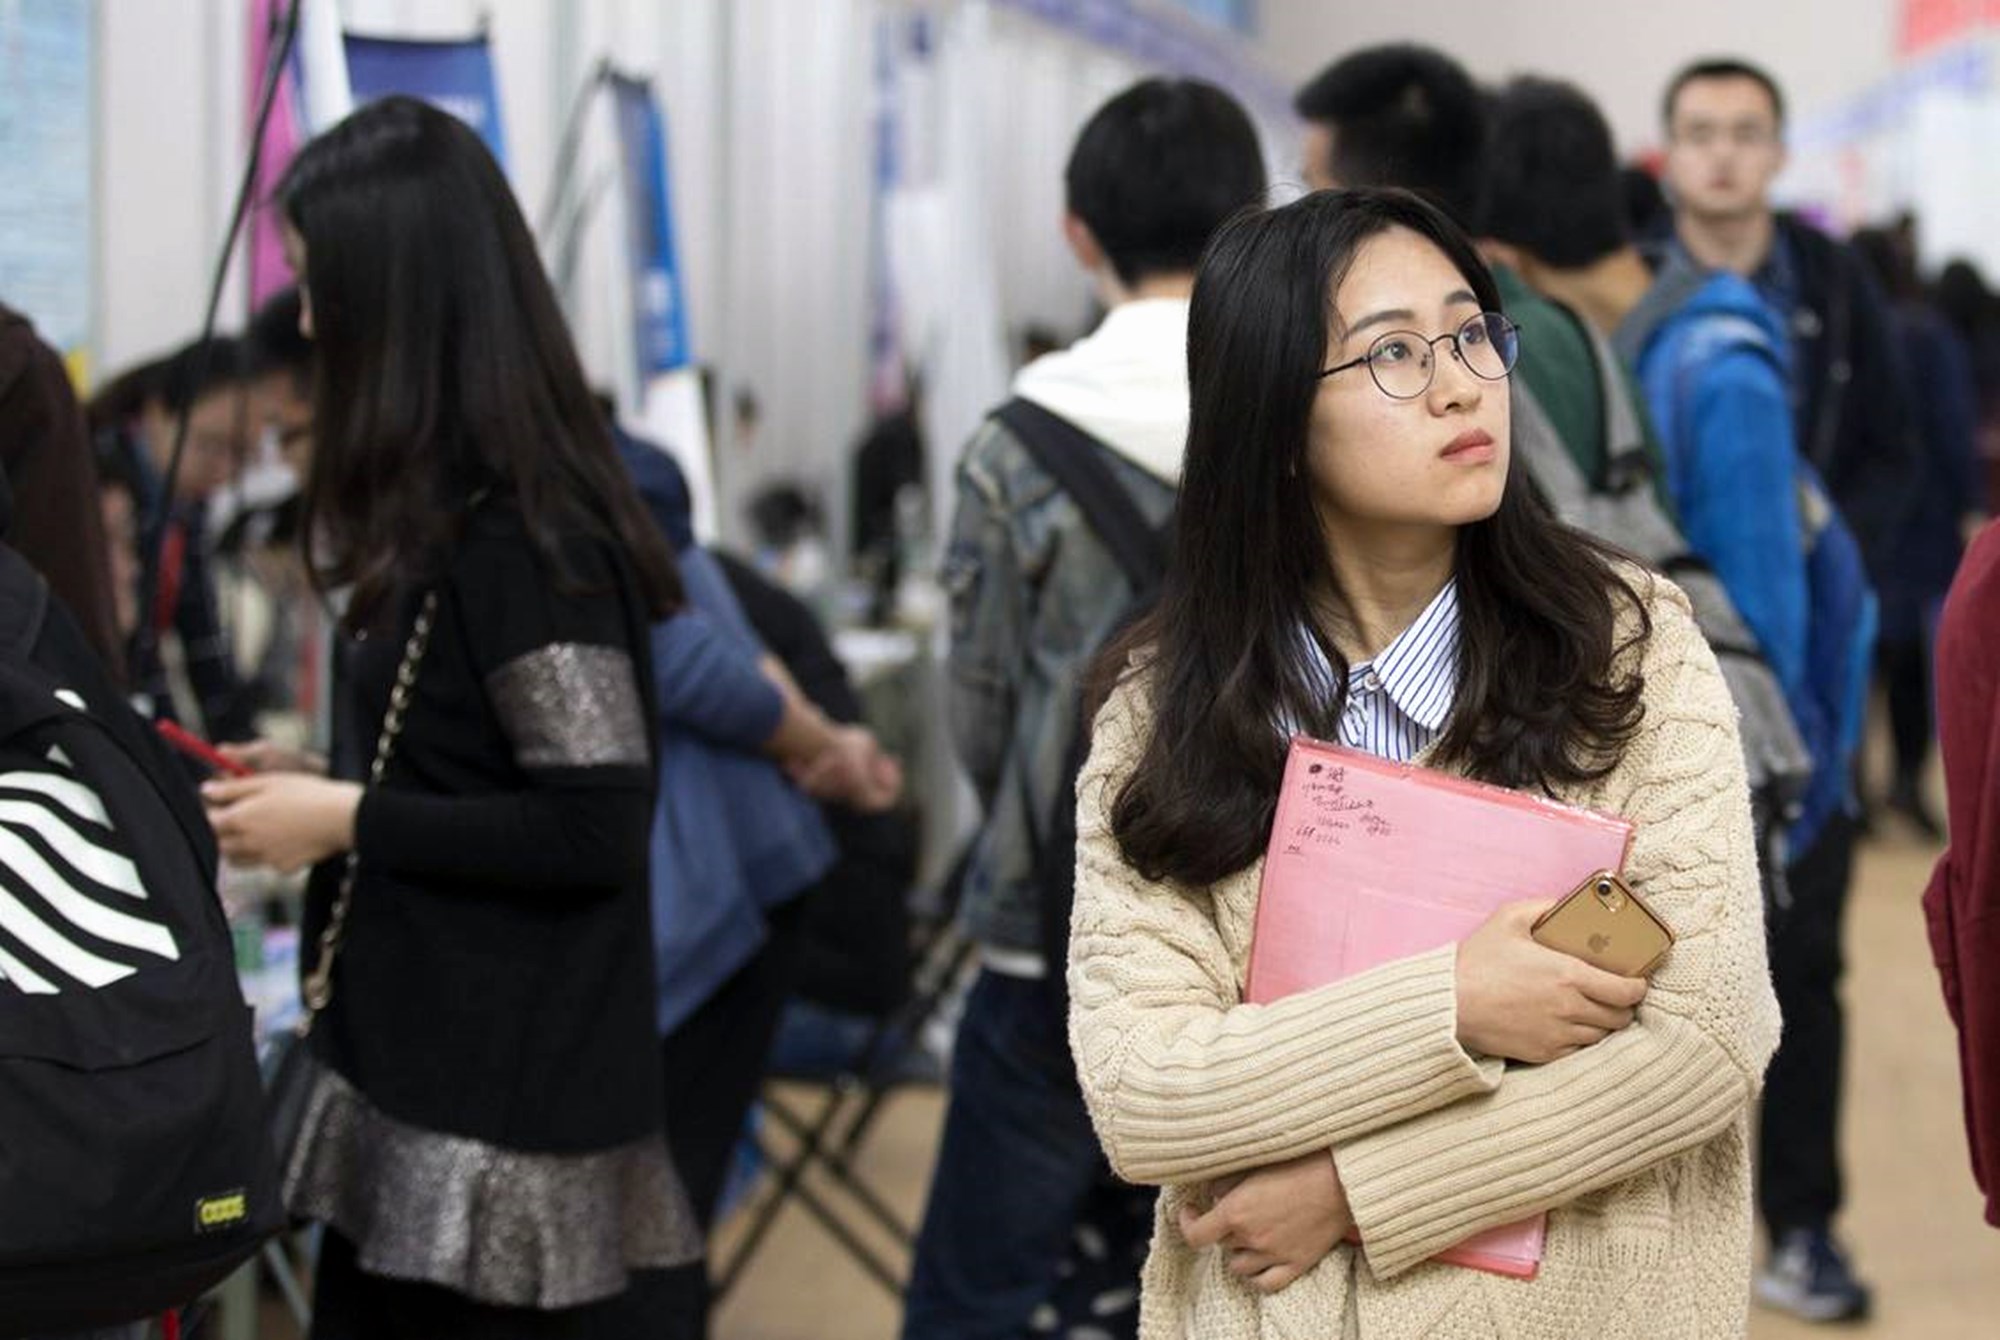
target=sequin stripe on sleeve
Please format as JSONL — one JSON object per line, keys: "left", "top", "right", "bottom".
{"left": 484, "top": 644, "right": 650, "bottom": 769}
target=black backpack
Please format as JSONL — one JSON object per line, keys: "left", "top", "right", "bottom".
{"left": 0, "top": 545, "right": 281, "bottom": 1336}
{"left": 990, "top": 399, "right": 1170, "bottom": 998}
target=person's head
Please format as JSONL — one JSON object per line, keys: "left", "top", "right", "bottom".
{"left": 1062, "top": 78, "right": 1266, "bottom": 298}
{"left": 1292, "top": 45, "right": 1485, "bottom": 225}
{"left": 278, "top": 95, "right": 678, "bottom": 626}
{"left": 1936, "top": 258, "right": 1995, "bottom": 337}
{"left": 246, "top": 287, "right": 316, "bottom": 473}
{"left": 1098, "top": 187, "right": 1648, "bottom": 887}
{"left": 140, "top": 338, "right": 253, "bottom": 504}
{"left": 1479, "top": 78, "right": 1629, "bottom": 277}
{"left": 1660, "top": 59, "right": 1787, "bottom": 226}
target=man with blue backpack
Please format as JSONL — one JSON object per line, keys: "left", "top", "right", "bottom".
{"left": 1658, "top": 58, "right": 1915, "bottom": 1324}
{"left": 1480, "top": 72, "right": 1882, "bottom": 1324}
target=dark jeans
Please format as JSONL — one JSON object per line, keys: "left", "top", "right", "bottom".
{"left": 660, "top": 894, "right": 811, "bottom": 1228}
{"left": 652, "top": 892, "right": 812, "bottom": 1337}
{"left": 1878, "top": 635, "right": 1933, "bottom": 786}
{"left": 902, "top": 968, "right": 1144, "bottom": 1340}
{"left": 1758, "top": 813, "right": 1857, "bottom": 1235}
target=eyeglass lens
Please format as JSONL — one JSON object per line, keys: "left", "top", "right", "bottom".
{"left": 1368, "top": 313, "right": 1518, "bottom": 398}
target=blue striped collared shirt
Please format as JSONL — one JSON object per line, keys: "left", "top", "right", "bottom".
{"left": 1308, "top": 579, "right": 1462, "bottom": 763}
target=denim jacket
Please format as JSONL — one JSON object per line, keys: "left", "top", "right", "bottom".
{"left": 943, "top": 412, "right": 1176, "bottom": 956}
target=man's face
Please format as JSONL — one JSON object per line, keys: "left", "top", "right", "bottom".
{"left": 141, "top": 385, "right": 248, "bottom": 504}
{"left": 1301, "top": 122, "right": 1338, "bottom": 191}
{"left": 1662, "top": 75, "right": 1786, "bottom": 223}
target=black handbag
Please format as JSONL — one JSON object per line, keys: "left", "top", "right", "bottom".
{"left": 265, "top": 592, "right": 438, "bottom": 1185}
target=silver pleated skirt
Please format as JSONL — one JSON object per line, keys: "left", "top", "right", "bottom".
{"left": 283, "top": 1065, "right": 704, "bottom": 1310}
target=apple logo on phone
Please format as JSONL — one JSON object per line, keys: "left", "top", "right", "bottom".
{"left": 1588, "top": 933, "right": 1612, "bottom": 956}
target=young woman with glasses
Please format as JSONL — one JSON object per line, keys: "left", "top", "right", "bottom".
{"left": 1065, "top": 188, "right": 1778, "bottom": 1337}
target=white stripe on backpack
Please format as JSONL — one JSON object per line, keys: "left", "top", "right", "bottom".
{"left": 0, "top": 940, "right": 59, "bottom": 994}
{"left": 0, "top": 768, "right": 111, "bottom": 829}
{"left": 0, "top": 800, "right": 143, "bottom": 895}
{"left": 0, "top": 759, "right": 180, "bottom": 994}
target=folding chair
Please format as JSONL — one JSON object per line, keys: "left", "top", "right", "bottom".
{"left": 711, "top": 875, "right": 976, "bottom": 1301}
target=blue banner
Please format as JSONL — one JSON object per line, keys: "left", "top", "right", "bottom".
{"left": 610, "top": 74, "right": 691, "bottom": 379}
{"left": 344, "top": 33, "right": 508, "bottom": 168}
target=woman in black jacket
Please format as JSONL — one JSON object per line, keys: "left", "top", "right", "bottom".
{"left": 202, "top": 97, "right": 701, "bottom": 1339}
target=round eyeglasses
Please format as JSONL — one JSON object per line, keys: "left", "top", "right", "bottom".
{"left": 1319, "top": 312, "right": 1521, "bottom": 400}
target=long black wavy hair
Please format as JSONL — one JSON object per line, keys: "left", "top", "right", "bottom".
{"left": 1100, "top": 188, "right": 1649, "bottom": 888}
{"left": 278, "top": 96, "right": 680, "bottom": 628}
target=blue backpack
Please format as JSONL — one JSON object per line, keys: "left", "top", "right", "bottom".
{"left": 1648, "top": 302, "right": 1877, "bottom": 858}
{"left": 1791, "top": 463, "right": 1877, "bottom": 853}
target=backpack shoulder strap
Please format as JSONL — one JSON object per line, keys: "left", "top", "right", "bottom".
{"left": 1580, "top": 318, "right": 1657, "bottom": 497}
{"left": 993, "top": 397, "right": 1168, "bottom": 595}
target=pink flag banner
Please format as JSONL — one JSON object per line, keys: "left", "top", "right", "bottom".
{"left": 247, "top": 0, "right": 306, "bottom": 307}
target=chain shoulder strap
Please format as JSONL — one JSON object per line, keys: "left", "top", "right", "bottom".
{"left": 297, "top": 591, "right": 439, "bottom": 1031}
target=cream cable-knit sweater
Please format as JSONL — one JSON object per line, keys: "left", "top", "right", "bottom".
{"left": 1067, "top": 573, "right": 1781, "bottom": 1339}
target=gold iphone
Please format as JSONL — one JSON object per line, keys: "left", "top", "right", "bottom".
{"left": 1530, "top": 870, "right": 1674, "bottom": 977}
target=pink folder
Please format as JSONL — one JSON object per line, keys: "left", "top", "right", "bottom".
{"left": 1245, "top": 736, "right": 1635, "bottom": 1280}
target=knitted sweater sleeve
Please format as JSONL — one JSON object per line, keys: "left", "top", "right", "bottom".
{"left": 1066, "top": 678, "right": 1505, "bottom": 1188}
{"left": 1332, "top": 594, "right": 1782, "bottom": 1278}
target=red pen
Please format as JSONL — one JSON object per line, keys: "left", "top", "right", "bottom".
{"left": 155, "top": 719, "right": 255, "bottom": 778}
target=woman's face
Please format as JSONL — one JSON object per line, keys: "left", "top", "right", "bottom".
{"left": 1305, "top": 226, "right": 1511, "bottom": 544}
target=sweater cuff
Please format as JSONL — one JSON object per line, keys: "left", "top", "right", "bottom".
{"left": 1333, "top": 1015, "right": 1743, "bottom": 1278}
{"left": 1097, "top": 943, "right": 1502, "bottom": 1183}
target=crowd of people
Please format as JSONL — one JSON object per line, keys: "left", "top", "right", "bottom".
{"left": 3, "top": 33, "right": 1997, "bottom": 1340}
{"left": 918, "top": 44, "right": 1997, "bottom": 1340}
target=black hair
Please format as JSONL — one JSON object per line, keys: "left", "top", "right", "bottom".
{"left": 246, "top": 288, "right": 313, "bottom": 392}
{"left": 1662, "top": 58, "right": 1786, "bottom": 130}
{"left": 91, "top": 424, "right": 145, "bottom": 501}
{"left": 1621, "top": 166, "right": 1669, "bottom": 241}
{"left": 1096, "top": 187, "right": 1649, "bottom": 887}
{"left": 87, "top": 337, "right": 248, "bottom": 436}
{"left": 746, "top": 483, "right": 821, "bottom": 551}
{"left": 1065, "top": 78, "right": 1267, "bottom": 288}
{"left": 278, "top": 95, "right": 680, "bottom": 628}
{"left": 1936, "top": 258, "right": 1996, "bottom": 339}
{"left": 1480, "top": 77, "right": 1629, "bottom": 269}
{"left": 1293, "top": 45, "right": 1486, "bottom": 226}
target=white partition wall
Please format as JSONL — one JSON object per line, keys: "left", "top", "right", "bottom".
{"left": 97, "top": 0, "right": 248, "bottom": 376}
{"left": 89, "top": 0, "right": 1292, "bottom": 553}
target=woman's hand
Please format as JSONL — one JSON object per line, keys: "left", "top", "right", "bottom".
{"left": 216, "top": 739, "right": 329, "bottom": 776}
{"left": 1177, "top": 1150, "right": 1353, "bottom": 1294}
{"left": 203, "top": 775, "right": 361, "bottom": 873}
{"left": 1456, "top": 900, "right": 1649, "bottom": 1064}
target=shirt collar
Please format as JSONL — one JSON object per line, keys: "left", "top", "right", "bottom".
{"left": 1352, "top": 578, "right": 1460, "bottom": 733}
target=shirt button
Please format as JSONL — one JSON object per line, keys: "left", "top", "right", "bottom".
{"left": 1365, "top": 671, "right": 1382, "bottom": 691}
